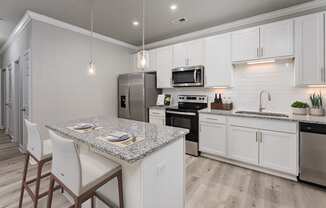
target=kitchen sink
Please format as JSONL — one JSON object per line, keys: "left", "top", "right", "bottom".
{"left": 235, "top": 111, "right": 289, "bottom": 118}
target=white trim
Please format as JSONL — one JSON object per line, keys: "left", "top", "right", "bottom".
{"left": 145, "top": 0, "right": 326, "bottom": 49}
{"left": 0, "top": 13, "right": 32, "bottom": 54}
{"left": 0, "top": 10, "right": 138, "bottom": 54}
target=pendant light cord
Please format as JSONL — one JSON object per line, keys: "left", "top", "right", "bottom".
{"left": 142, "top": 0, "right": 145, "bottom": 52}
{"left": 90, "top": 0, "right": 94, "bottom": 63}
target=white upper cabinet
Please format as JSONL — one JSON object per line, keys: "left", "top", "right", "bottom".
{"left": 294, "top": 13, "right": 325, "bottom": 86}
{"left": 156, "top": 46, "right": 173, "bottom": 88}
{"left": 204, "top": 33, "right": 232, "bottom": 87}
{"left": 231, "top": 27, "right": 260, "bottom": 62}
{"left": 172, "top": 39, "right": 204, "bottom": 68}
{"left": 231, "top": 20, "right": 294, "bottom": 62}
{"left": 148, "top": 49, "right": 157, "bottom": 71}
{"left": 260, "top": 20, "right": 294, "bottom": 58}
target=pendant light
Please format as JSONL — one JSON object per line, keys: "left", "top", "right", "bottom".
{"left": 137, "top": 0, "right": 149, "bottom": 69}
{"left": 88, "top": 1, "right": 96, "bottom": 75}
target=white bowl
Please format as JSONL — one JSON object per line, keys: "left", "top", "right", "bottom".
{"left": 292, "top": 107, "right": 307, "bottom": 115}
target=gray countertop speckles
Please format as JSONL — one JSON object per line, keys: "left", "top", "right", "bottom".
{"left": 46, "top": 117, "right": 188, "bottom": 164}
{"left": 199, "top": 108, "right": 326, "bottom": 124}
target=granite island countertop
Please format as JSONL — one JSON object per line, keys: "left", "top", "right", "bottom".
{"left": 199, "top": 108, "right": 326, "bottom": 125}
{"left": 46, "top": 117, "right": 189, "bottom": 164}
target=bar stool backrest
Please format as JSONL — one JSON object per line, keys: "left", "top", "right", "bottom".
{"left": 25, "top": 119, "right": 43, "bottom": 160}
{"left": 49, "top": 130, "right": 82, "bottom": 195}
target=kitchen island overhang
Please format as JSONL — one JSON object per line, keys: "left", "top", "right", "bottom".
{"left": 46, "top": 117, "right": 189, "bottom": 208}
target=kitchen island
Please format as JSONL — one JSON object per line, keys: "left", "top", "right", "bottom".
{"left": 47, "top": 117, "right": 188, "bottom": 208}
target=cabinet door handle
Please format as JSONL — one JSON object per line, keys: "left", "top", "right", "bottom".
{"left": 260, "top": 48, "right": 264, "bottom": 57}
{"left": 256, "top": 132, "right": 258, "bottom": 142}
{"left": 257, "top": 48, "right": 260, "bottom": 57}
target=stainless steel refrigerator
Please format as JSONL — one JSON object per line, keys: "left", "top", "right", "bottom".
{"left": 118, "top": 72, "right": 161, "bottom": 122}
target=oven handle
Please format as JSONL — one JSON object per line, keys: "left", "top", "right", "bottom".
{"left": 166, "top": 111, "right": 196, "bottom": 116}
{"left": 193, "top": 69, "right": 197, "bottom": 82}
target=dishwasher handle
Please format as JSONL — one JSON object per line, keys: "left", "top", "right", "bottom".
{"left": 300, "top": 122, "right": 326, "bottom": 134}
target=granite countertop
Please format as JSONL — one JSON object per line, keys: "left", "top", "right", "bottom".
{"left": 46, "top": 117, "right": 189, "bottom": 164}
{"left": 199, "top": 108, "right": 326, "bottom": 125}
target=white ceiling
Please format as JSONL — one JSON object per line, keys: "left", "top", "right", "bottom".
{"left": 0, "top": 0, "right": 313, "bottom": 47}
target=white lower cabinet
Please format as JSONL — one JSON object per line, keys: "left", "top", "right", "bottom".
{"left": 150, "top": 116, "right": 165, "bottom": 126}
{"left": 149, "top": 108, "right": 165, "bottom": 126}
{"left": 199, "top": 122, "right": 227, "bottom": 157}
{"left": 260, "top": 130, "right": 297, "bottom": 174}
{"left": 199, "top": 113, "right": 298, "bottom": 177}
{"left": 228, "top": 126, "right": 259, "bottom": 165}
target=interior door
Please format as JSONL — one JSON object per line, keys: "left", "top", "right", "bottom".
{"left": 21, "top": 50, "right": 32, "bottom": 150}
{"left": 129, "top": 73, "right": 145, "bottom": 122}
{"left": 13, "top": 60, "right": 22, "bottom": 147}
{"left": 1, "top": 69, "right": 6, "bottom": 129}
{"left": 5, "top": 64, "right": 13, "bottom": 138}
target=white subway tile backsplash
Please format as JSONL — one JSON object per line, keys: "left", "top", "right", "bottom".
{"left": 163, "top": 62, "right": 326, "bottom": 113}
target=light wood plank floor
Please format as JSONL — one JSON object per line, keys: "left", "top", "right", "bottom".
{"left": 1, "top": 131, "right": 326, "bottom": 208}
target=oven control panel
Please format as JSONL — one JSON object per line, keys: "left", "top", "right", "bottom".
{"left": 177, "top": 95, "right": 208, "bottom": 103}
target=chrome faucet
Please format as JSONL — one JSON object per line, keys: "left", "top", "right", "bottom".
{"left": 259, "top": 90, "right": 271, "bottom": 112}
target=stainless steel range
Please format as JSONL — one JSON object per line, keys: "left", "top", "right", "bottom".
{"left": 165, "top": 95, "right": 208, "bottom": 156}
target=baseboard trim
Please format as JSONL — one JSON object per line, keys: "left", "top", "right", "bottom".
{"left": 201, "top": 153, "right": 298, "bottom": 181}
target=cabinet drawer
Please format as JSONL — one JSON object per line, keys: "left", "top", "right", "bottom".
{"left": 199, "top": 114, "right": 227, "bottom": 124}
{"left": 149, "top": 109, "right": 165, "bottom": 117}
{"left": 228, "top": 116, "right": 297, "bottom": 133}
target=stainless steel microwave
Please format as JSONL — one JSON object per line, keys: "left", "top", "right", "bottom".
{"left": 172, "top": 65, "right": 204, "bottom": 87}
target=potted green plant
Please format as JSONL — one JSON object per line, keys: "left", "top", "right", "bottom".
{"left": 309, "top": 92, "right": 324, "bottom": 116}
{"left": 291, "top": 101, "right": 309, "bottom": 115}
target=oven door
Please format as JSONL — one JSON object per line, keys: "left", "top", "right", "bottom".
{"left": 172, "top": 66, "right": 204, "bottom": 87}
{"left": 165, "top": 110, "right": 199, "bottom": 156}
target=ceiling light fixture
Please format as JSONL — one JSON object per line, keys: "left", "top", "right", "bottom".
{"left": 137, "top": 0, "right": 149, "bottom": 69}
{"left": 247, "top": 59, "right": 275, "bottom": 65}
{"left": 132, "top": 21, "right": 139, "bottom": 26}
{"left": 88, "top": 0, "right": 96, "bottom": 75}
{"left": 170, "top": 4, "right": 178, "bottom": 11}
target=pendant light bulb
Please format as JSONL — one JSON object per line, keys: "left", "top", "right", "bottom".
{"left": 136, "top": 0, "right": 149, "bottom": 70}
{"left": 88, "top": 61, "right": 96, "bottom": 75}
{"left": 88, "top": 1, "right": 96, "bottom": 76}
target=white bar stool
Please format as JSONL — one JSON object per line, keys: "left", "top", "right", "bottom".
{"left": 47, "top": 130, "right": 124, "bottom": 208}
{"left": 19, "top": 120, "right": 61, "bottom": 208}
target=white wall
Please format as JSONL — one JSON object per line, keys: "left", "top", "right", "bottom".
{"left": 31, "top": 20, "right": 134, "bottom": 136}
{"left": 164, "top": 61, "right": 326, "bottom": 114}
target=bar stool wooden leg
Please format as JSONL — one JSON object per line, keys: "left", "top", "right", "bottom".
{"left": 34, "top": 161, "right": 44, "bottom": 208}
{"left": 18, "top": 153, "right": 30, "bottom": 208}
{"left": 91, "top": 195, "right": 95, "bottom": 208}
{"left": 117, "top": 170, "right": 124, "bottom": 208}
{"left": 47, "top": 175, "right": 55, "bottom": 208}
{"left": 74, "top": 198, "right": 81, "bottom": 208}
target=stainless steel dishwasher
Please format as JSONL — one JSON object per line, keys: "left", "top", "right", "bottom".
{"left": 299, "top": 122, "right": 326, "bottom": 186}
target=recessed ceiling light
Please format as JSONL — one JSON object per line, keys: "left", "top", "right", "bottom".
{"left": 132, "top": 21, "right": 139, "bottom": 26}
{"left": 170, "top": 4, "right": 178, "bottom": 11}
